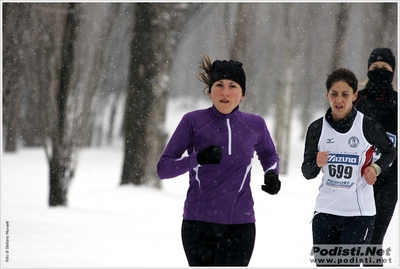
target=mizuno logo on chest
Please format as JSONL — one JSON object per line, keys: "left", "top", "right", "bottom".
{"left": 327, "top": 154, "right": 359, "bottom": 165}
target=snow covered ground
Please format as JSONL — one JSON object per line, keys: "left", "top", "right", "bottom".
{"left": 1, "top": 99, "right": 398, "bottom": 268}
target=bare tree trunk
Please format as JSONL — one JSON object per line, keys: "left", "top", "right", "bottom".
{"left": 299, "top": 5, "right": 317, "bottom": 139}
{"left": 274, "top": 4, "right": 296, "bottom": 175}
{"left": 47, "top": 3, "right": 120, "bottom": 205}
{"left": 121, "top": 3, "right": 202, "bottom": 187}
{"left": 2, "top": 3, "right": 28, "bottom": 151}
{"left": 275, "top": 70, "right": 295, "bottom": 175}
{"left": 49, "top": 3, "right": 77, "bottom": 206}
{"left": 121, "top": 3, "right": 171, "bottom": 187}
{"left": 230, "top": 3, "right": 248, "bottom": 61}
{"left": 228, "top": 3, "right": 259, "bottom": 114}
{"left": 331, "top": 3, "right": 349, "bottom": 70}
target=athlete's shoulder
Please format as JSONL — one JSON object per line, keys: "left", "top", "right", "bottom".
{"left": 239, "top": 110, "right": 265, "bottom": 123}
{"left": 178, "top": 108, "right": 216, "bottom": 130}
{"left": 309, "top": 117, "right": 323, "bottom": 130}
{"left": 237, "top": 111, "right": 269, "bottom": 132}
{"left": 182, "top": 107, "right": 213, "bottom": 122}
{"left": 361, "top": 113, "right": 383, "bottom": 135}
{"left": 184, "top": 107, "right": 209, "bottom": 117}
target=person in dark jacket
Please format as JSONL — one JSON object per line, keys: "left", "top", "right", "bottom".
{"left": 353, "top": 48, "right": 398, "bottom": 266}
{"left": 157, "top": 55, "right": 280, "bottom": 266}
{"left": 302, "top": 68, "right": 396, "bottom": 267}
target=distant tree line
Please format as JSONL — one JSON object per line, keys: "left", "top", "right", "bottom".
{"left": 2, "top": 3, "right": 397, "bottom": 206}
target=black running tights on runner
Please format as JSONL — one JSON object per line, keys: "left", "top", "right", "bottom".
{"left": 312, "top": 213, "right": 375, "bottom": 267}
{"left": 181, "top": 219, "right": 256, "bottom": 266}
{"left": 364, "top": 181, "right": 398, "bottom": 267}
{"left": 370, "top": 180, "right": 398, "bottom": 245}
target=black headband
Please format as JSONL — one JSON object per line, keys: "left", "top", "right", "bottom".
{"left": 209, "top": 60, "right": 246, "bottom": 95}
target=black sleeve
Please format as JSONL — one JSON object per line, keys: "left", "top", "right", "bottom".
{"left": 363, "top": 116, "right": 397, "bottom": 172}
{"left": 301, "top": 118, "right": 323, "bottom": 179}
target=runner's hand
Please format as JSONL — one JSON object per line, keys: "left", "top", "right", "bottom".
{"left": 261, "top": 170, "right": 281, "bottom": 195}
{"left": 363, "top": 166, "right": 377, "bottom": 185}
{"left": 196, "top": 145, "right": 222, "bottom": 165}
{"left": 316, "top": 151, "right": 329, "bottom": 167}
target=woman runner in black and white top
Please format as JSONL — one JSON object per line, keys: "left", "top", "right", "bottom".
{"left": 301, "top": 68, "right": 396, "bottom": 267}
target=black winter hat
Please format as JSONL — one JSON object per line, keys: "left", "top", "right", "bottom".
{"left": 368, "top": 48, "right": 396, "bottom": 72}
{"left": 209, "top": 60, "right": 246, "bottom": 95}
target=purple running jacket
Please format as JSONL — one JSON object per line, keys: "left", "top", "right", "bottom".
{"left": 157, "top": 105, "right": 279, "bottom": 224}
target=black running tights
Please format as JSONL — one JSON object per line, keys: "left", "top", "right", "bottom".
{"left": 181, "top": 219, "right": 256, "bottom": 266}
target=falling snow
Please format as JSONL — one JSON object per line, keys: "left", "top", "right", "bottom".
{"left": 1, "top": 99, "right": 398, "bottom": 268}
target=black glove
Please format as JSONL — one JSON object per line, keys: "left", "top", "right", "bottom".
{"left": 196, "top": 145, "right": 222, "bottom": 165}
{"left": 261, "top": 170, "right": 281, "bottom": 195}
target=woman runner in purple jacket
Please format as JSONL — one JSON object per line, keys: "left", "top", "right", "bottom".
{"left": 157, "top": 55, "right": 280, "bottom": 266}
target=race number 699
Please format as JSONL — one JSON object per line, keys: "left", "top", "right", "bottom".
{"left": 328, "top": 164, "right": 353, "bottom": 179}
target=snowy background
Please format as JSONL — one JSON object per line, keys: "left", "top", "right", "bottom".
{"left": 1, "top": 99, "right": 398, "bottom": 268}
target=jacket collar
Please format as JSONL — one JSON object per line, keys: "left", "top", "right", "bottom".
{"left": 210, "top": 105, "right": 240, "bottom": 119}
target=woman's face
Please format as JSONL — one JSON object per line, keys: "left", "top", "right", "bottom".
{"left": 209, "top": 79, "right": 244, "bottom": 114}
{"left": 368, "top": 61, "right": 393, "bottom": 72}
{"left": 326, "top": 81, "right": 358, "bottom": 122}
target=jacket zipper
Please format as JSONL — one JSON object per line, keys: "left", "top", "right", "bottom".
{"left": 227, "top": 118, "right": 232, "bottom": 155}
